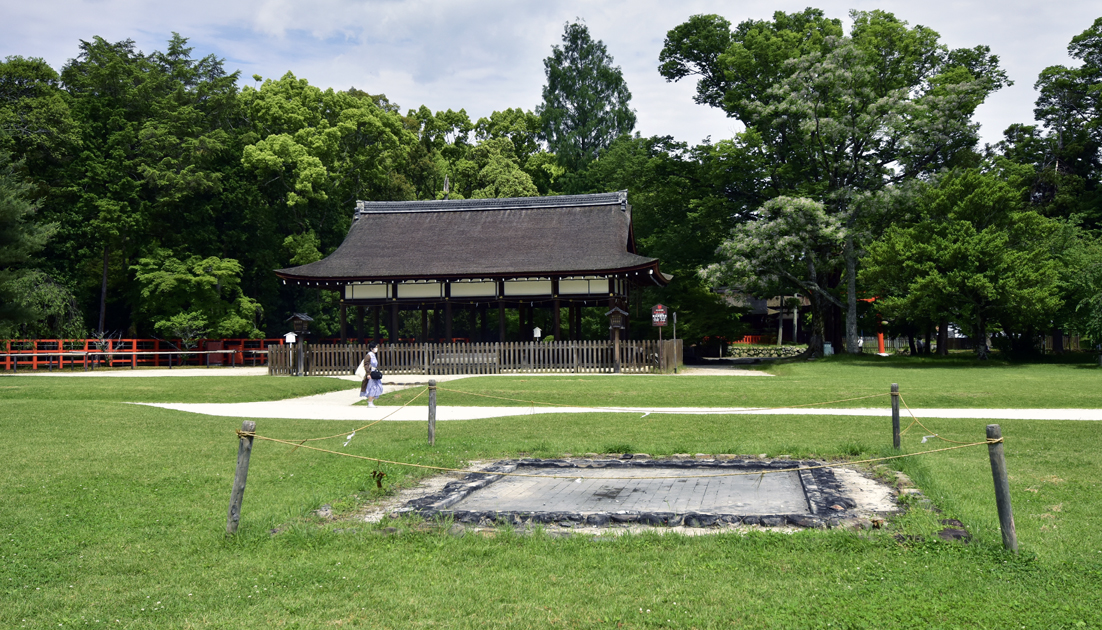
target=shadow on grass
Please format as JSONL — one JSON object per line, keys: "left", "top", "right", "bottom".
{"left": 817, "top": 351, "right": 1099, "bottom": 370}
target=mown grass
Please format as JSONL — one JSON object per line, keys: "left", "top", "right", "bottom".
{"left": 1, "top": 365, "right": 1101, "bottom": 629}
{"left": 380, "top": 353, "right": 1102, "bottom": 410}
{"left": 0, "top": 374, "right": 352, "bottom": 403}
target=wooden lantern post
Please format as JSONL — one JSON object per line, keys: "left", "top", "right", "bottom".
{"left": 606, "top": 306, "right": 628, "bottom": 374}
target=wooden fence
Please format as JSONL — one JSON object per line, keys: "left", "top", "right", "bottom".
{"left": 2, "top": 338, "right": 283, "bottom": 371}
{"left": 269, "top": 340, "right": 683, "bottom": 376}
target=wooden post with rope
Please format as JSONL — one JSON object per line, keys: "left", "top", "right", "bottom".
{"left": 428, "top": 379, "right": 437, "bottom": 446}
{"left": 891, "top": 383, "right": 900, "bottom": 449}
{"left": 986, "top": 424, "right": 1018, "bottom": 553}
{"left": 226, "top": 420, "right": 256, "bottom": 535}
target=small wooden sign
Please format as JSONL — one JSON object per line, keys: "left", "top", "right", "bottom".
{"left": 651, "top": 304, "right": 668, "bottom": 327}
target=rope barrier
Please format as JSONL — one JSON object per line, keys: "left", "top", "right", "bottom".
{"left": 236, "top": 384, "right": 1001, "bottom": 482}
{"left": 897, "top": 394, "right": 975, "bottom": 445}
{"left": 434, "top": 386, "right": 891, "bottom": 414}
{"left": 270, "top": 386, "right": 431, "bottom": 445}
{"left": 242, "top": 430, "right": 999, "bottom": 481}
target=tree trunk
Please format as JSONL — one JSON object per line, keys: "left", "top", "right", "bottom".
{"left": 907, "top": 331, "right": 917, "bottom": 356}
{"left": 807, "top": 293, "right": 826, "bottom": 357}
{"left": 975, "top": 316, "right": 989, "bottom": 360}
{"left": 98, "top": 245, "right": 109, "bottom": 334}
{"left": 845, "top": 232, "right": 860, "bottom": 354}
{"left": 938, "top": 318, "right": 949, "bottom": 356}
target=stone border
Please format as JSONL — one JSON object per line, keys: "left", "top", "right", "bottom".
{"left": 400, "top": 457, "right": 862, "bottom": 529}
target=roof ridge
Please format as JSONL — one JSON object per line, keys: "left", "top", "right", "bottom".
{"left": 353, "top": 191, "right": 628, "bottom": 216}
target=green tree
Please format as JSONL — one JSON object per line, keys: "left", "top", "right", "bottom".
{"left": 572, "top": 134, "right": 763, "bottom": 343}
{"left": 0, "top": 270, "right": 85, "bottom": 339}
{"left": 995, "top": 18, "right": 1102, "bottom": 228}
{"left": 1072, "top": 241, "right": 1102, "bottom": 354}
{"left": 132, "top": 251, "right": 262, "bottom": 339}
{"left": 0, "top": 56, "right": 80, "bottom": 179}
{"left": 240, "top": 73, "right": 418, "bottom": 331}
{"left": 240, "top": 72, "right": 415, "bottom": 240}
{"left": 55, "top": 35, "right": 246, "bottom": 335}
{"left": 703, "top": 196, "right": 845, "bottom": 352}
{"left": 0, "top": 148, "right": 56, "bottom": 333}
{"left": 537, "top": 21, "right": 636, "bottom": 172}
{"left": 860, "top": 169, "right": 1064, "bottom": 359}
{"left": 58, "top": 37, "right": 153, "bottom": 333}
{"left": 663, "top": 9, "right": 1008, "bottom": 353}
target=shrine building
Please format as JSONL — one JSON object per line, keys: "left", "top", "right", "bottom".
{"left": 274, "top": 191, "right": 671, "bottom": 342}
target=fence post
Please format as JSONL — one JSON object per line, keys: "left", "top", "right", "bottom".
{"left": 428, "top": 379, "right": 437, "bottom": 446}
{"left": 226, "top": 420, "right": 257, "bottom": 535}
{"left": 986, "top": 424, "right": 1018, "bottom": 553}
{"left": 891, "top": 383, "right": 900, "bottom": 449}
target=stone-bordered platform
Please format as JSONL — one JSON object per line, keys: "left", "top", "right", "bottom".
{"left": 401, "top": 458, "right": 864, "bottom": 529}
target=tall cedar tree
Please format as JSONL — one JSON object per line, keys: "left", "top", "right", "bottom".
{"left": 538, "top": 21, "right": 636, "bottom": 172}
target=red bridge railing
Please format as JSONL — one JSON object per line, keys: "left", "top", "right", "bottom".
{"left": 1, "top": 338, "right": 286, "bottom": 372}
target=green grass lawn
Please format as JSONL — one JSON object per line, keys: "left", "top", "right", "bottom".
{"left": 381, "top": 353, "right": 1102, "bottom": 410}
{"left": 2, "top": 362, "right": 1100, "bottom": 628}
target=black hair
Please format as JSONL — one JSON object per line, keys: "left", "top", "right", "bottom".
{"left": 368, "top": 342, "right": 379, "bottom": 351}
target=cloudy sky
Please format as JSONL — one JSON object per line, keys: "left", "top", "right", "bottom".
{"left": 3, "top": 1, "right": 1099, "bottom": 147}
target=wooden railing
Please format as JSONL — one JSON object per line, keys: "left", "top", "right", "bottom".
{"left": 1, "top": 338, "right": 283, "bottom": 372}
{"left": 269, "top": 340, "right": 683, "bottom": 376}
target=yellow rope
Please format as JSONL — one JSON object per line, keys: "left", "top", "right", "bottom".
{"left": 241, "top": 431, "right": 999, "bottom": 481}
{"left": 897, "top": 394, "right": 975, "bottom": 445}
{"left": 434, "top": 386, "right": 891, "bottom": 414}
{"left": 236, "top": 384, "right": 1003, "bottom": 481}
{"left": 274, "top": 386, "right": 430, "bottom": 444}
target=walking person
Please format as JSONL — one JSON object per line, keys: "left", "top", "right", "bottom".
{"left": 360, "top": 342, "right": 383, "bottom": 407}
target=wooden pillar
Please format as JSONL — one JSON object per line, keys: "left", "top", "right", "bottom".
{"left": 420, "top": 305, "right": 428, "bottom": 342}
{"left": 498, "top": 301, "right": 506, "bottom": 342}
{"left": 340, "top": 303, "right": 348, "bottom": 343}
{"left": 373, "top": 306, "right": 381, "bottom": 342}
{"left": 445, "top": 302, "right": 453, "bottom": 342}
{"left": 526, "top": 304, "right": 534, "bottom": 341}
{"left": 480, "top": 304, "right": 488, "bottom": 342}
{"left": 518, "top": 302, "right": 526, "bottom": 342}
{"left": 623, "top": 300, "right": 630, "bottom": 341}
{"left": 428, "top": 380, "right": 437, "bottom": 446}
{"left": 613, "top": 328, "right": 622, "bottom": 373}
{"left": 891, "top": 383, "right": 901, "bottom": 449}
{"left": 390, "top": 304, "right": 399, "bottom": 343}
{"left": 987, "top": 424, "right": 1018, "bottom": 553}
{"left": 574, "top": 304, "right": 582, "bottom": 341}
{"left": 553, "top": 299, "right": 561, "bottom": 340}
{"left": 357, "top": 306, "right": 365, "bottom": 344}
{"left": 226, "top": 420, "right": 256, "bottom": 534}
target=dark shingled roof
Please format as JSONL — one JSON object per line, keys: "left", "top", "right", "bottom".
{"left": 275, "top": 192, "right": 669, "bottom": 284}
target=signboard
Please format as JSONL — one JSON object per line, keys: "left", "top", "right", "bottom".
{"left": 651, "top": 304, "right": 668, "bottom": 327}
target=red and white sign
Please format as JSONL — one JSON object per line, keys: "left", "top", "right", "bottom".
{"left": 651, "top": 304, "right": 668, "bottom": 327}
